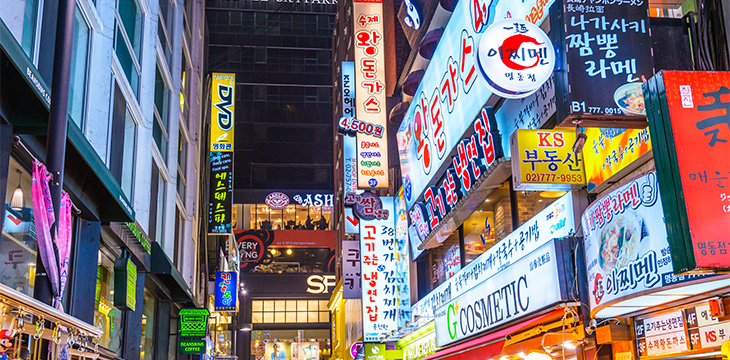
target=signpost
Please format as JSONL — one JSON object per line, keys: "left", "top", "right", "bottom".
{"left": 179, "top": 308, "right": 210, "bottom": 338}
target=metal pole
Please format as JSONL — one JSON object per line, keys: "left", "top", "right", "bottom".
{"left": 35, "top": 0, "right": 76, "bottom": 306}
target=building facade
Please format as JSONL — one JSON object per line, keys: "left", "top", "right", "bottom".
{"left": 0, "top": 0, "right": 207, "bottom": 359}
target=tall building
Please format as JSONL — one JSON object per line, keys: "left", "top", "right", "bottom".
{"left": 0, "top": 0, "right": 207, "bottom": 359}
{"left": 204, "top": 1, "right": 338, "bottom": 359}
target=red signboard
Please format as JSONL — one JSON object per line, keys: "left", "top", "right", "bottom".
{"left": 646, "top": 71, "right": 730, "bottom": 271}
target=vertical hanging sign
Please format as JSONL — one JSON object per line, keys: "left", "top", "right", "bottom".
{"left": 209, "top": 73, "right": 235, "bottom": 234}
{"left": 360, "top": 197, "right": 397, "bottom": 341}
{"left": 342, "top": 62, "right": 359, "bottom": 194}
{"left": 342, "top": 240, "right": 362, "bottom": 299}
{"left": 395, "top": 187, "right": 411, "bottom": 329}
{"left": 353, "top": 0, "right": 388, "bottom": 189}
{"left": 214, "top": 271, "right": 238, "bottom": 312}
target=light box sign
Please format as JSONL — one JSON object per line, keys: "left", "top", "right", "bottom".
{"left": 113, "top": 258, "right": 137, "bottom": 311}
{"left": 635, "top": 310, "right": 689, "bottom": 357}
{"left": 553, "top": 0, "right": 654, "bottom": 128}
{"left": 407, "top": 107, "right": 503, "bottom": 243}
{"left": 644, "top": 70, "right": 730, "bottom": 272}
{"left": 353, "top": 0, "right": 388, "bottom": 189}
{"left": 397, "top": 0, "right": 555, "bottom": 211}
{"left": 395, "top": 186, "right": 411, "bottom": 329}
{"left": 210, "top": 73, "right": 235, "bottom": 152}
{"left": 360, "top": 197, "right": 397, "bottom": 342}
{"left": 434, "top": 239, "right": 570, "bottom": 347}
{"left": 510, "top": 129, "right": 586, "bottom": 190}
{"left": 342, "top": 240, "right": 362, "bottom": 299}
{"left": 412, "top": 193, "right": 574, "bottom": 320}
{"left": 179, "top": 308, "right": 210, "bottom": 338}
{"left": 214, "top": 271, "right": 237, "bottom": 312}
{"left": 581, "top": 173, "right": 709, "bottom": 317}
{"left": 582, "top": 127, "right": 652, "bottom": 192}
{"left": 343, "top": 62, "right": 358, "bottom": 194}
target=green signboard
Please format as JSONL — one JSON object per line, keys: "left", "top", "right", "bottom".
{"left": 365, "top": 344, "right": 402, "bottom": 360}
{"left": 113, "top": 258, "right": 137, "bottom": 311}
{"left": 179, "top": 308, "right": 210, "bottom": 337}
{"left": 179, "top": 339, "right": 206, "bottom": 354}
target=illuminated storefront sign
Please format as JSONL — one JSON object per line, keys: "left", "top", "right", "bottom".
{"left": 555, "top": 0, "right": 654, "bottom": 127}
{"left": 342, "top": 62, "right": 358, "bottom": 194}
{"left": 342, "top": 241, "right": 362, "bottom": 299}
{"left": 582, "top": 173, "right": 711, "bottom": 317}
{"left": 353, "top": 0, "right": 388, "bottom": 189}
{"left": 510, "top": 129, "right": 586, "bottom": 190}
{"left": 360, "top": 197, "right": 397, "bottom": 342}
{"left": 407, "top": 107, "right": 502, "bottom": 241}
{"left": 395, "top": 187, "right": 411, "bottom": 329}
{"left": 434, "top": 240, "right": 569, "bottom": 347}
{"left": 645, "top": 71, "right": 730, "bottom": 271}
{"left": 306, "top": 274, "right": 337, "bottom": 294}
{"left": 396, "top": 323, "right": 438, "bottom": 360}
{"left": 214, "top": 271, "right": 237, "bottom": 312}
{"left": 179, "top": 340, "right": 207, "bottom": 354}
{"left": 412, "top": 193, "right": 574, "bottom": 320}
{"left": 179, "top": 308, "right": 210, "bottom": 337}
{"left": 208, "top": 73, "right": 235, "bottom": 234}
{"left": 292, "top": 193, "right": 334, "bottom": 207}
{"left": 582, "top": 127, "right": 652, "bottom": 192}
{"left": 346, "top": 192, "right": 389, "bottom": 220}
{"left": 477, "top": 19, "right": 555, "bottom": 99}
{"left": 397, "top": 0, "right": 555, "bottom": 211}
{"left": 635, "top": 310, "right": 689, "bottom": 357}
{"left": 265, "top": 192, "right": 290, "bottom": 209}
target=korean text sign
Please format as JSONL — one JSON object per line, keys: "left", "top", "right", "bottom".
{"left": 395, "top": 187, "right": 411, "bottom": 329}
{"left": 412, "top": 193, "right": 574, "bottom": 321}
{"left": 342, "top": 62, "right": 358, "bottom": 194}
{"left": 582, "top": 127, "right": 652, "bottom": 192}
{"left": 210, "top": 73, "right": 235, "bottom": 152}
{"left": 353, "top": 1, "right": 388, "bottom": 189}
{"left": 554, "top": 0, "right": 654, "bottom": 126}
{"left": 208, "top": 150, "right": 233, "bottom": 234}
{"left": 510, "top": 129, "right": 586, "bottom": 190}
{"left": 645, "top": 71, "right": 730, "bottom": 271}
{"left": 360, "top": 197, "right": 397, "bottom": 342}
{"left": 397, "top": 0, "right": 555, "bottom": 211}
{"left": 635, "top": 310, "right": 688, "bottom": 357}
{"left": 342, "top": 241, "right": 362, "bottom": 299}
{"left": 581, "top": 173, "right": 708, "bottom": 317}
{"left": 214, "top": 271, "right": 237, "bottom": 312}
{"left": 434, "top": 240, "right": 567, "bottom": 347}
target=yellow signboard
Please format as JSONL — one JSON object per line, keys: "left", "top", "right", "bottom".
{"left": 510, "top": 129, "right": 586, "bottom": 190}
{"left": 210, "top": 73, "right": 235, "bottom": 152}
{"left": 582, "top": 127, "right": 652, "bottom": 192}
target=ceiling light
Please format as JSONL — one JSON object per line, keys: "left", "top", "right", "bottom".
{"left": 524, "top": 350, "right": 552, "bottom": 360}
{"left": 286, "top": 249, "right": 293, "bottom": 255}
{"left": 562, "top": 341, "right": 578, "bottom": 350}
{"left": 10, "top": 170, "right": 24, "bottom": 211}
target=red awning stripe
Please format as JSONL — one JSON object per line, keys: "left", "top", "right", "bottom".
{"left": 420, "top": 309, "right": 567, "bottom": 360}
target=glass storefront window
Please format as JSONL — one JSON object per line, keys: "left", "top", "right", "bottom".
{"left": 251, "top": 329, "right": 330, "bottom": 360}
{"left": 242, "top": 203, "right": 331, "bottom": 230}
{"left": 254, "top": 247, "right": 331, "bottom": 273}
{"left": 252, "top": 300, "right": 330, "bottom": 324}
{"left": 515, "top": 190, "right": 561, "bottom": 228}
{"left": 1, "top": 158, "right": 37, "bottom": 297}
{"left": 0, "top": 0, "right": 39, "bottom": 59}
{"left": 140, "top": 291, "right": 156, "bottom": 360}
{"left": 94, "top": 249, "right": 124, "bottom": 355}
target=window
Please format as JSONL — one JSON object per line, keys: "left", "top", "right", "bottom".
{"left": 0, "top": 0, "right": 40, "bottom": 59}
{"left": 244, "top": 203, "right": 331, "bottom": 230}
{"left": 180, "top": 53, "right": 189, "bottom": 114}
{"left": 94, "top": 248, "right": 124, "bottom": 356}
{"left": 148, "top": 162, "right": 166, "bottom": 243}
{"left": 109, "top": 82, "right": 136, "bottom": 198}
{"left": 115, "top": 0, "right": 143, "bottom": 96}
{"left": 140, "top": 291, "right": 156, "bottom": 360}
{"left": 158, "top": 0, "right": 173, "bottom": 67}
{"left": 1, "top": 158, "right": 37, "bottom": 297}
{"left": 252, "top": 300, "right": 329, "bottom": 324}
{"left": 173, "top": 207, "right": 184, "bottom": 266}
{"left": 177, "top": 129, "right": 187, "bottom": 199}
{"left": 69, "top": 9, "right": 90, "bottom": 127}
{"left": 153, "top": 65, "right": 170, "bottom": 160}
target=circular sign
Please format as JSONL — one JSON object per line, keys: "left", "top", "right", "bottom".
{"left": 265, "top": 192, "right": 290, "bottom": 209}
{"left": 349, "top": 342, "right": 363, "bottom": 359}
{"left": 476, "top": 19, "right": 555, "bottom": 99}
{"left": 353, "top": 192, "right": 383, "bottom": 221}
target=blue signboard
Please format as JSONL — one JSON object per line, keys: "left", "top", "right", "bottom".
{"left": 396, "top": 0, "right": 555, "bottom": 211}
{"left": 214, "top": 271, "right": 237, "bottom": 312}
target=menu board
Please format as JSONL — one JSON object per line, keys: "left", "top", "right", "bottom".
{"left": 555, "top": 0, "right": 654, "bottom": 127}
{"left": 645, "top": 70, "right": 730, "bottom": 271}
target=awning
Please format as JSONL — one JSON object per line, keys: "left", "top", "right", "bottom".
{"left": 150, "top": 242, "right": 196, "bottom": 305}
{"left": 421, "top": 309, "right": 566, "bottom": 360}
{"left": 0, "top": 18, "right": 134, "bottom": 222}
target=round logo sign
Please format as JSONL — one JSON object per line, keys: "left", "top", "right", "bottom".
{"left": 353, "top": 192, "right": 383, "bottom": 221}
{"left": 476, "top": 19, "right": 555, "bottom": 99}
{"left": 265, "top": 192, "right": 290, "bottom": 209}
{"left": 368, "top": 178, "right": 378, "bottom": 188}
{"left": 349, "top": 342, "right": 363, "bottom": 359}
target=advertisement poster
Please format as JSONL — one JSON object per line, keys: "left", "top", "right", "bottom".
{"left": 582, "top": 127, "right": 652, "bottom": 192}
{"left": 360, "top": 197, "right": 397, "bottom": 342}
{"left": 582, "top": 173, "right": 708, "bottom": 315}
{"left": 292, "top": 342, "right": 319, "bottom": 360}
{"left": 265, "top": 343, "right": 291, "bottom": 360}
{"left": 412, "top": 193, "right": 573, "bottom": 320}
{"left": 646, "top": 71, "right": 730, "bottom": 270}
{"left": 397, "top": 0, "right": 555, "bottom": 211}
{"left": 353, "top": 0, "right": 389, "bottom": 189}
{"left": 395, "top": 187, "right": 412, "bottom": 329}
{"left": 434, "top": 240, "right": 567, "bottom": 347}
{"left": 510, "top": 129, "right": 586, "bottom": 190}
{"left": 556, "top": 0, "right": 654, "bottom": 126}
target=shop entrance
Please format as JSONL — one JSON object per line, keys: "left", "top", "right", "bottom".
{"left": 251, "top": 329, "right": 331, "bottom": 360}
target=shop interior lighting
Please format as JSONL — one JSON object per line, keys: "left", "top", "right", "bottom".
{"left": 240, "top": 323, "right": 253, "bottom": 331}
{"left": 562, "top": 341, "right": 577, "bottom": 350}
{"left": 524, "top": 350, "right": 552, "bottom": 360}
{"left": 10, "top": 169, "right": 24, "bottom": 211}
{"left": 539, "top": 191, "right": 567, "bottom": 198}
